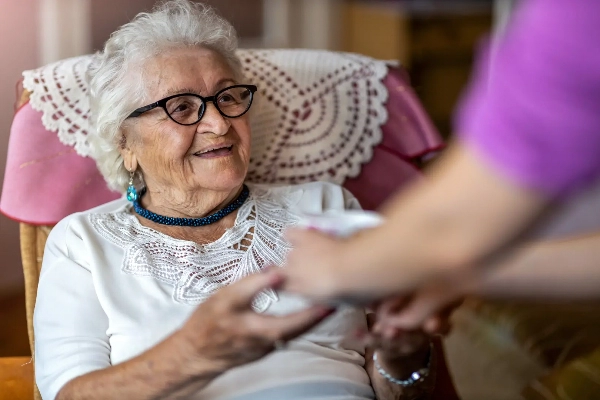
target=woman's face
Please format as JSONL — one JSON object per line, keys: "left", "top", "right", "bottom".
{"left": 122, "top": 47, "right": 251, "bottom": 196}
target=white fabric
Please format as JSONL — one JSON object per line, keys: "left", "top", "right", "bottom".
{"left": 34, "top": 182, "right": 375, "bottom": 400}
{"left": 22, "top": 49, "right": 390, "bottom": 185}
{"left": 89, "top": 185, "right": 301, "bottom": 312}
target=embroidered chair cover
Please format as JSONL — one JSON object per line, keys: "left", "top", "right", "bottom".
{"left": 1, "top": 49, "right": 443, "bottom": 224}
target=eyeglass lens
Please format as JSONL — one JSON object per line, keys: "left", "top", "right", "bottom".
{"left": 165, "top": 86, "right": 253, "bottom": 125}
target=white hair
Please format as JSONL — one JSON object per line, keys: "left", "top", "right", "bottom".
{"left": 88, "top": 0, "right": 241, "bottom": 192}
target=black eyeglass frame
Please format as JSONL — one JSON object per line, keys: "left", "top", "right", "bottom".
{"left": 127, "top": 84, "right": 258, "bottom": 126}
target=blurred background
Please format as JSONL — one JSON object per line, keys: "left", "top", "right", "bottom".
{"left": 0, "top": 0, "right": 502, "bottom": 358}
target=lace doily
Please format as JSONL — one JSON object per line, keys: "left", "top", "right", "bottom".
{"left": 23, "top": 49, "right": 390, "bottom": 185}
{"left": 88, "top": 185, "right": 300, "bottom": 311}
{"left": 23, "top": 56, "right": 93, "bottom": 157}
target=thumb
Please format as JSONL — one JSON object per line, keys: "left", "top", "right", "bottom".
{"left": 262, "top": 305, "right": 335, "bottom": 342}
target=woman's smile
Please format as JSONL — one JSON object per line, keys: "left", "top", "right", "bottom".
{"left": 193, "top": 144, "right": 234, "bottom": 159}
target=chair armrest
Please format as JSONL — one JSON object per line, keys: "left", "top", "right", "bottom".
{"left": 0, "top": 357, "right": 34, "bottom": 400}
{"left": 522, "top": 346, "right": 600, "bottom": 400}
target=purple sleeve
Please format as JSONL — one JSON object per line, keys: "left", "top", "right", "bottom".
{"left": 456, "top": 0, "right": 600, "bottom": 198}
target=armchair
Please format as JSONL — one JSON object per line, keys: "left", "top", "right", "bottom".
{"left": 0, "top": 49, "right": 445, "bottom": 399}
{"left": 4, "top": 47, "right": 600, "bottom": 400}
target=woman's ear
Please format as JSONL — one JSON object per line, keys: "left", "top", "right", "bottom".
{"left": 119, "top": 131, "right": 138, "bottom": 172}
{"left": 122, "top": 148, "right": 138, "bottom": 172}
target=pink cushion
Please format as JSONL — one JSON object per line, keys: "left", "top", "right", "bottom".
{"left": 0, "top": 104, "right": 119, "bottom": 224}
{"left": 345, "top": 68, "right": 443, "bottom": 210}
{"left": 0, "top": 68, "right": 442, "bottom": 224}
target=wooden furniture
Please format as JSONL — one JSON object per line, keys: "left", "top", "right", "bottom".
{"left": 0, "top": 92, "right": 50, "bottom": 400}
{"left": 342, "top": 0, "right": 492, "bottom": 137}
{"left": 0, "top": 357, "right": 34, "bottom": 400}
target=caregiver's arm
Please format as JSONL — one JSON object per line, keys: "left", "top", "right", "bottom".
{"left": 375, "top": 232, "right": 600, "bottom": 331}
{"left": 345, "top": 143, "right": 547, "bottom": 295}
{"left": 474, "top": 231, "right": 600, "bottom": 300}
{"left": 284, "top": 143, "right": 548, "bottom": 302}
{"left": 284, "top": 0, "right": 600, "bottom": 304}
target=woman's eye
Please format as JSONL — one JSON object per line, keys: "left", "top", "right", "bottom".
{"left": 218, "top": 94, "right": 237, "bottom": 104}
{"left": 171, "top": 102, "right": 193, "bottom": 114}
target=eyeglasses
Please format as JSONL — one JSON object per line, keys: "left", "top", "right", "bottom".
{"left": 127, "top": 84, "right": 258, "bottom": 126}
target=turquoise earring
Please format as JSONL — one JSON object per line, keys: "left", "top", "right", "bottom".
{"left": 126, "top": 170, "right": 138, "bottom": 202}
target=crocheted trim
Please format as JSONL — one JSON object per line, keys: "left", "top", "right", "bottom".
{"left": 88, "top": 185, "right": 300, "bottom": 311}
{"left": 23, "top": 49, "right": 390, "bottom": 186}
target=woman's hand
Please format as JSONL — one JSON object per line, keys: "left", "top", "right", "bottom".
{"left": 364, "top": 313, "right": 431, "bottom": 369}
{"left": 55, "top": 270, "right": 332, "bottom": 400}
{"left": 176, "top": 270, "right": 334, "bottom": 375}
{"left": 363, "top": 313, "right": 437, "bottom": 400}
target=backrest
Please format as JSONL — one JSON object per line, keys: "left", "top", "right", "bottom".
{"left": 0, "top": 49, "right": 443, "bottom": 355}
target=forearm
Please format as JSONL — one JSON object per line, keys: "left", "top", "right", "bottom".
{"left": 339, "top": 144, "right": 547, "bottom": 299}
{"left": 56, "top": 331, "right": 222, "bottom": 400}
{"left": 473, "top": 232, "right": 600, "bottom": 300}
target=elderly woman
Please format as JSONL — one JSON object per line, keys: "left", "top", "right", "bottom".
{"left": 34, "top": 1, "right": 446, "bottom": 399}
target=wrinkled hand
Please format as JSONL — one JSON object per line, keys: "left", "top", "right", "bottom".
{"left": 363, "top": 312, "right": 436, "bottom": 398}
{"left": 364, "top": 312, "right": 430, "bottom": 358}
{"left": 178, "top": 270, "right": 333, "bottom": 373}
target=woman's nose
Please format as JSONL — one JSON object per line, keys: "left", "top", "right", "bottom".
{"left": 198, "top": 102, "right": 230, "bottom": 136}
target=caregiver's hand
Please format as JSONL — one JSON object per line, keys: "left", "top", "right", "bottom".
{"left": 373, "top": 285, "right": 465, "bottom": 335}
{"left": 282, "top": 228, "right": 378, "bottom": 304}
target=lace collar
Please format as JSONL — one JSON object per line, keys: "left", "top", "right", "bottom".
{"left": 89, "top": 185, "right": 300, "bottom": 311}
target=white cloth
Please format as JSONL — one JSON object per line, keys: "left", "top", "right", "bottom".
{"left": 34, "top": 182, "right": 376, "bottom": 400}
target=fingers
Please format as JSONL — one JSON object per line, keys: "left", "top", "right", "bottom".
{"left": 423, "top": 316, "right": 451, "bottom": 336}
{"left": 372, "top": 295, "right": 413, "bottom": 333}
{"left": 422, "top": 298, "right": 463, "bottom": 335}
{"left": 370, "top": 288, "right": 463, "bottom": 339}
{"left": 377, "top": 288, "right": 461, "bottom": 331}
{"left": 363, "top": 329, "right": 429, "bottom": 357}
{"left": 220, "top": 270, "right": 284, "bottom": 310}
{"left": 379, "top": 301, "right": 437, "bottom": 330}
{"left": 257, "top": 306, "right": 335, "bottom": 343}
{"left": 377, "top": 295, "right": 413, "bottom": 314}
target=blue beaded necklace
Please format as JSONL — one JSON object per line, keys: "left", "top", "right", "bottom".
{"left": 132, "top": 185, "right": 250, "bottom": 227}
